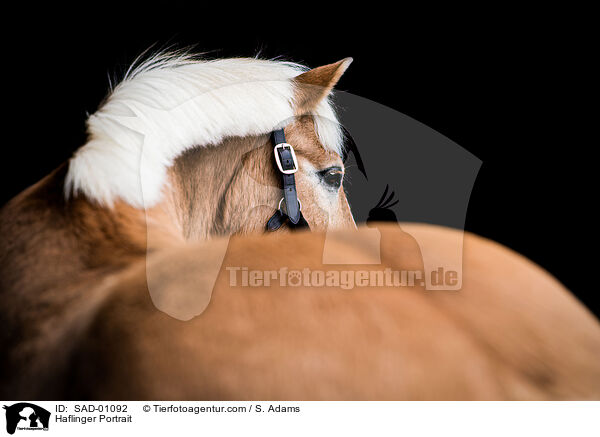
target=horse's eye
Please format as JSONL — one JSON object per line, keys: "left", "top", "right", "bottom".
{"left": 319, "top": 167, "right": 344, "bottom": 190}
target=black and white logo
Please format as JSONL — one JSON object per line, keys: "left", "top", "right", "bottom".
{"left": 3, "top": 404, "right": 50, "bottom": 435}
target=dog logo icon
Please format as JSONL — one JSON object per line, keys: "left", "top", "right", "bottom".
{"left": 3, "top": 403, "right": 50, "bottom": 434}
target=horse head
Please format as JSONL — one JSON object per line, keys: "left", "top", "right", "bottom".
{"left": 65, "top": 55, "right": 356, "bottom": 244}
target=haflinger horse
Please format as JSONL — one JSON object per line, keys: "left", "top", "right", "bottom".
{"left": 1, "top": 54, "right": 599, "bottom": 400}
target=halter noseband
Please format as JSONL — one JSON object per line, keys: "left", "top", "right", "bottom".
{"left": 266, "top": 128, "right": 309, "bottom": 231}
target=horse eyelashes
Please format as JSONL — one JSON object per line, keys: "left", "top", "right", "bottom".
{"left": 319, "top": 168, "right": 344, "bottom": 190}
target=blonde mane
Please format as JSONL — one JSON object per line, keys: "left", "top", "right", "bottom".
{"left": 65, "top": 53, "right": 344, "bottom": 208}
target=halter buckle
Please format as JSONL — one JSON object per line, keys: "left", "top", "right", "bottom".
{"left": 274, "top": 143, "right": 298, "bottom": 174}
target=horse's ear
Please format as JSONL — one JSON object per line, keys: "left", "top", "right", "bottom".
{"left": 293, "top": 58, "right": 353, "bottom": 113}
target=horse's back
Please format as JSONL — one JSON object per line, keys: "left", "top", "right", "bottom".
{"left": 41, "top": 224, "right": 600, "bottom": 400}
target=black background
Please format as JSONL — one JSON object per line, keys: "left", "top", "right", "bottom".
{"left": 1, "top": 10, "right": 595, "bottom": 314}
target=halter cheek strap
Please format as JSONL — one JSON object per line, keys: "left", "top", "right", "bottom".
{"left": 266, "top": 128, "right": 309, "bottom": 232}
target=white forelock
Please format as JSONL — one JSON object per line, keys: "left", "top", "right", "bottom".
{"left": 65, "top": 54, "right": 344, "bottom": 208}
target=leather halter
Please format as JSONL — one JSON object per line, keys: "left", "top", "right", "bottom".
{"left": 264, "top": 126, "right": 365, "bottom": 232}
{"left": 266, "top": 129, "right": 309, "bottom": 231}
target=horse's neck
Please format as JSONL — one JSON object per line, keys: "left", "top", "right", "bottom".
{"left": 167, "top": 134, "right": 275, "bottom": 240}
{"left": 0, "top": 165, "right": 166, "bottom": 296}
{"left": 0, "top": 136, "right": 272, "bottom": 297}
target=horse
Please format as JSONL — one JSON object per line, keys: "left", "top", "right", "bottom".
{"left": 1, "top": 53, "right": 599, "bottom": 400}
